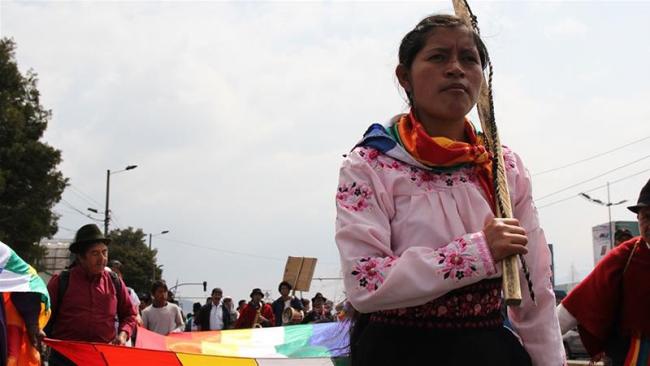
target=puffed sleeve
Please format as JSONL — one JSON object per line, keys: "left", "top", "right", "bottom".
{"left": 506, "top": 150, "right": 565, "bottom": 366}
{"left": 336, "top": 148, "right": 497, "bottom": 313}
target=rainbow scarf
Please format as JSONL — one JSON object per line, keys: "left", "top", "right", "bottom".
{"left": 390, "top": 112, "right": 495, "bottom": 211}
{"left": 624, "top": 333, "right": 650, "bottom": 366}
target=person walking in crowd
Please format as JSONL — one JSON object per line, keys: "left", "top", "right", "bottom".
{"left": 142, "top": 280, "right": 184, "bottom": 335}
{"left": 108, "top": 260, "right": 141, "bottom": 314}
{"left": 235, "top": 288, "right": 274, "bottom": 328}
{"left": 302, "top": 294, "right": 334, "bottom": 324}
{"left": 222, "top": 297, "right": 238, "bottom": 328}
{"left": 334, "top": 14, "right": 563, "bottom": 365}
{"left": 0, "top": 241, "right": 50, "bottom": 366}
{"left": 108, "top": 259, "right": 141, "bottom": 345}
{"left": 185, "top": 302, "right": 202, "bottom": 332}
{"left": 237, "top": 299, "right": 246, "bottom": 313}
{"left": 558, "top": 178, "right": 650, "bottom": 365}
{"left": 199, "top": 288, "right": 231, "bottom": 331}
{"left": 271, "top": 281, "right": 303, "bottom": 326}
{"left": 138, "top": 293, "right": 151, "bottom": 313}
{"left": 614, "top": 228, "right": 634, "bottom": 247}
{"left": 46, "top": 224, "right": 136, "bottom": 366}
{"left": 301, "top": 298, "right": 310, "bottom": 314}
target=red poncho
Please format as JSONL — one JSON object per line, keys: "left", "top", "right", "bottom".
{"left": 562, "top": 237, "right": 650, "bottom": 356}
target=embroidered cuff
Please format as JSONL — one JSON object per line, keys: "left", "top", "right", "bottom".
{"left": 472, "top": 231, "right": 497, "bottom": 276}
{"left": 351, "top": 256, "right": 397, "bottom": 293}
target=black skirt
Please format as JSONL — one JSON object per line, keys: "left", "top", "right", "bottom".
{"left": 350, "top": 320, "right": 532, "bottom": 366}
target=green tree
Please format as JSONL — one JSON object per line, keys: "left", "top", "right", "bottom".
{"left": 108, "top": 227, "right": 162, "bottom": 296}
{"left": 0, "top": 38, "right": 67, "bottom": 266}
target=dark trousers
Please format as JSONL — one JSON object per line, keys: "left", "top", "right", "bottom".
{"left": 351, "top": 322, "right": 532, "bottom": 366}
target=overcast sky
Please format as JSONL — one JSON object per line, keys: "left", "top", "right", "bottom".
{"left": 2, "top": 1, "right": 649, "bottom": 306}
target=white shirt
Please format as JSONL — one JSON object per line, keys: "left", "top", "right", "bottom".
{"left": 209, "top": 302, "right": 225, "bottom": 330}
{"left": 142, "top": 303, "right": 184, "bottom": 335}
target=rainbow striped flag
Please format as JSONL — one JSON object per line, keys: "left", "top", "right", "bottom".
{"left": 0, "top": 241, "right": 50, "bottom": 321}
{"left": 46, "top": 322, "right": 351, "bottom": 365}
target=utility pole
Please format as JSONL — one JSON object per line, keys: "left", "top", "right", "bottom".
{"left": 103, "top": 165, "right": 137, "bottom": 236}
{"left": 149, "top": 230, "right": 170, "bottom": 281}
{"left": 104, "top": 169, "right": 110, "bottom": 236}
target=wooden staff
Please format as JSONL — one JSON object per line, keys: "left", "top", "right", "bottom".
{"left": 452, "top": 0, "right": 529, "bottom": 306}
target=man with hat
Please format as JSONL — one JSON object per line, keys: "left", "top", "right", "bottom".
{"left": 46, "top": 224, "right": 137, "bottom": 366}
{"left": 557, "top": 178, "right": 650, "bottom": 365}
{"left": 234, "top": 288, "right": 274, "bottom": 329}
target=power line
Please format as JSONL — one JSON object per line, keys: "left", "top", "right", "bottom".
{"left": 68, "top": 184, "right": 102, "bottom": 208}
{"left": 109, "top": 212, "right": 123, "bottom": 231}
{"left": 532, "top": 135, "right": 650, "bottom": 177}
{"left": 534, "top": 154, "right": 650, "bottom": 201}
{"left": 536, "top": 166, "right": 650, "bottom": 209}
{"left": 157, "top": 237, "right": 286, "bottom": 262}
{"left": 157, "top": 237, "right": 339, "bottom": 266}
{"left": 57, "top": 225, "right": 76, "bottom": 233}
{"left": 60, "top": 199, "right": 104, "bottom": 221}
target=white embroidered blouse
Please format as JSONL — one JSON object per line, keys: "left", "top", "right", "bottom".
{"left": 335, "top": 136, "right": 564, "bottom": 365}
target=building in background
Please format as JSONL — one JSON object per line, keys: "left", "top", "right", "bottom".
{"left": 592, "top": 221, "right": 639, "bottom": 265}
{"left": 38, "top": 239, "right": 73, "bottom": 282}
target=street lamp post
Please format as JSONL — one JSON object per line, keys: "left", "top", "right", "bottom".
{"left": 149, "top": 230, "right": 170, "bottom": 281}
{"left": 104, "top": 165, "right": 138, "bottom": 236}
{"left": 579, "top": 182, "right": 627, "bottom": 250}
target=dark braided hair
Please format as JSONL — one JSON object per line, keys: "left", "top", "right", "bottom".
{"left": 398, "top": 14, "right": 488, "bottom": 107}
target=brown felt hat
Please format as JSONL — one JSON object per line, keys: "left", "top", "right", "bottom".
{"left": 250, "top": 288, "right": 264, "bottom": 298}
{"left": 69, "top": 224, "right": 111, "bottom": 254}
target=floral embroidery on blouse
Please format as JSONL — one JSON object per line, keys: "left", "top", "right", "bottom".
{"left": 354, "top": 146, "right": 516, "bottom": 192}
{"left": 337, "top": 181, "right": 373, "bottom": 212}
{"left": 357, "top": 148, "right": 404, "bottom": 171}
{"left": 436, "top": 237, "right": 479, "bottom": 280}
{"left": 351, "top": 256, "right": 396, "bottom": 292}
{"left": 408, "top": 167, "right": 478, "bottom": 191}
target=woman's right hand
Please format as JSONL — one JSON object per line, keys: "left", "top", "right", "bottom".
{"left": 482, "top": 218, "right": 528, "bottom": 262}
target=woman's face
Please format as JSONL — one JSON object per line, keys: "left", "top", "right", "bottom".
{"left": 397, "top": 26, "right": 483, "bottom": 125}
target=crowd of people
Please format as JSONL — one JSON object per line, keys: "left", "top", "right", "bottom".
{"left": 138, "top": 280, "right": 343, "bottom": 335}
{"left": 39, "top": 222, "right": 348, "bottom": 365}
{"left": 0, "top": 173, "right": 646, "bottom": 366}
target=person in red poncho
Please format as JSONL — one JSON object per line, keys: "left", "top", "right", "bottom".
{"left": 558, "top": 178, "right": 650, "bottom": 366}
{"left": 234, "top": 288, "right": 274, "bottom": 329}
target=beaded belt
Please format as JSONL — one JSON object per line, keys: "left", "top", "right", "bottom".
{"left": 369, "top": 278, "right": 504, "bottom": 329}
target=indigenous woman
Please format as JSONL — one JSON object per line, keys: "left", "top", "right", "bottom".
{"left": 335, "top": 15, "right": 563, "bottom": 365}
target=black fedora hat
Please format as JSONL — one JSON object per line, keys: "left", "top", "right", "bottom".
{"left": 250, "top": 288, "right": 264, "bottom": 298}
{"left": 69, "top": 224, "right": 111, "bottom": 253}
{"left": 628, "top": 178, "right": 650, "bottom": 214}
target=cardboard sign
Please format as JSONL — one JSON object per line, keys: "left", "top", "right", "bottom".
{"left": 283, "top": 256, "right": 317, "bottom": 292}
